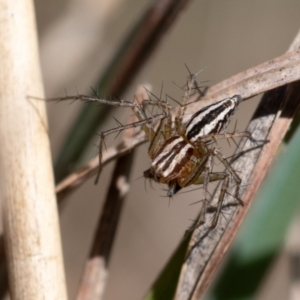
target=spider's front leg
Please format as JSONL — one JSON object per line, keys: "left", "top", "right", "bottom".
{"left": 212, "top": 148, "right": 242, "bottom": 202}
{"left": 185, "top": 144, "right": 241, "bottom": 243}
{"left": 194, "top": 146, "right": 243, "bottom": 236}
{"left": 184, "top": 149, "right": 229, "bottom": 233}
{"left": 44, "top": 91, "right": 173, "bottom": 183}
{"left": 97, "top": 94, "right": 180, "bottom": 184}
{"left": 199, "top": 130, "right": 263, "bottom": 145}
{"left": 196, "top": 153, "right": 213, "bottom": 229}
{"left": 45, "top": 93, "right": 167, "bottom": 143}
{"left": 94, "top": 113, "right": 167, "bottom": 184}
{"left": 175, "top": 69, "right": 204, "bottom": 136}
{"left": 140, "top": 97, "right": 173, "bottom": 158}
{"left": 187, "top": 171, "right": 230, "bottom": 253}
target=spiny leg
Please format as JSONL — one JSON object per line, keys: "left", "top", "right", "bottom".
{"left": 201, "top": 173, "right": 230, "bottom": 239}
{"left": 199, "top": 130, "right": 260, "bottom": 144}
{"left": 186, "top": 168, "right": 229, "bottom": 233}
{"left": 130, "top": 90, "right": 174, "bottom": 158}
{"left": 185, "top": 146, "right": 243, "bottom": 249}
{"left": 188, "top": 173, "right": 230, "bottom": 252}
{"left": 148, "top": 116, "right": 170, "bottom": 159}
{"left": 95, "top": 113, "right": 166, "bottom": 184}
{"left": 175, "top": 71, "right": 201, "bottom": 136}
{"left": 212, "top": 148, "right": 242, "bottom": 201}
{"left": 198, "top": 154, "right": 213, "bottom": 228}
{"left": 140, "top": 97, "right": 173, "bottom": 158}
{"left": 174, "top": 136, "right": 211, "bottom": 191}
{"left": 193, "top": 172, "right": 229, "bottom": 185}
{"left": 179, "top": 153, "right": 209, "bottom": 188}
{"left": 177, "top": 148, "right": 215, "bottom": 233}
{"left": 43, "top": 91, "right": 174, "bottom": 181}
{"left": 45, "top": 94, "right": 133, "bottom": 107}
{"left": 44, "top": 93, "right": 165, "bottom": 142}
{"left": 184, "top": 64, "right": 208, "bottom": 98}
{"left": 142, "top": 89, "right": 174, "bottom": 139}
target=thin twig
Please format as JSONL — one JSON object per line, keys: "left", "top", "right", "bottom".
{"left": 55, "top": 49, "right": 300, "bottom": 202}
{"left": 55, "top": 132, "right": 147, "bottom": 202}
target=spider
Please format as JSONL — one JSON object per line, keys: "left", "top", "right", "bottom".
{"left": 46, "top": 72, "right": 256, "bottom": 236}
{"left": 142, "top": 83, "right": 254, "bottom": 231}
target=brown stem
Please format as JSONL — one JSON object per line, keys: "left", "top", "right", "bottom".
{"left": 174, "top": 30, "right": 300, "bottom": 300}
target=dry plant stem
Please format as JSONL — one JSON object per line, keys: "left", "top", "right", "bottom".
{"left": 174, "top": 32, "right": 300, "bottom": 300}
{"left": 55, "top": 49, "right": 300, "bottom": 201}
{"left": 189, "top": 83, "right": 300, "bottom": 300}
{"left": 76, "top": 153, "right": 135, "bottom": 300}
{"left": 186, "top": 48, "right": 300, "bottom": 114}
{"left": 176, "top": 87, "right": 285, "bottom": 300}
{"left": 0, "top": 0, "right": 67, "bottom": 299}
{"left": 76, "top": 86, "right": 149, "bottom": 300}
{"left": 55, "top": 134, "right": 146, "bottom": 202}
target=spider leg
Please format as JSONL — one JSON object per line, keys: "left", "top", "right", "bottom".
{"left": 45, "top": 93, "right": 166, "bottom": 143}
{"left": 179, "top": 153, "right": 209, "bottom": 187}
{"left": 186, "top": 159, "right": 229, "bottom": 232}
{"left": 199, "top": 130, "right": 260, "bottom": 144}
{"left": 45, "top": 91, "right": 175, "bottom": 181}
{"left": 193, "top": 172, "right": 228, "bottom": 184}
{"left": 184, "top": 144, "right": 241, "bottom": 247}
{"left": 202, "top": 173, "right": 229, "bottom": 236}
{"left": 187, "top": 173, "right": 230, "bottom": 252}
{"left": 148, "top": 116, "right": 170, "bottom": 158}
{"left": 212, "top": 148, "right": 242, "bottom": 202}
{"left": 175, "top": 72, "right": 199, "bottom": 136}
{"left": 140, "top": 97, "right": 173, "bottom": 158}
{"left": 198, "top": 154, "right": 213, "bottom": 227}
{"left": 94, "top": 114, "right": 166, "bottom": 184}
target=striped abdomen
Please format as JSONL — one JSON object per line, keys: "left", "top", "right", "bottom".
{"left": 150, "top": 136, "right": 200, "bottom": 184}
{"left": 186, "top": 95, "right": 242, "bottom": 142}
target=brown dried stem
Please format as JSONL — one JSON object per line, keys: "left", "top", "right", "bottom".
{"left": 174, "top": 30, "right": 300, "bottom": 300}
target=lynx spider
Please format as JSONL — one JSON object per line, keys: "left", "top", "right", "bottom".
{"left": 47, "top": 70, "right": 257, "bottom": 240}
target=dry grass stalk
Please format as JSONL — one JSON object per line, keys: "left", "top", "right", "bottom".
{"left": 0, "top": 0, "right": 67, "bottom": 298}
{"left": 175, "top": 29, "right": 300, "bottom": 300}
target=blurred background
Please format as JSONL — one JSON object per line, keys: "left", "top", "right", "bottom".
{"left": 34, "top": 0, "right": 300, "bottom": 299}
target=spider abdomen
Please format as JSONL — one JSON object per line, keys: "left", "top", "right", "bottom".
{"left": 150, "top": 136, "right": 200, "bottom": 184}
